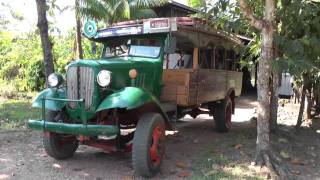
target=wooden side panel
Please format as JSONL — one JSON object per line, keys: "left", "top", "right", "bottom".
{"left": 197, "top": 70, "right": 227, "bottom": 103}
{"left": 227, "top": 71, "right": 243, "bottom": 96}
{"left": 161, "top": 69, "right": 198, "bottom": 106}
{"left": 161, "top": 69, "right": 243, "bottom": 106}
{"left": 197, "top": 70, "right": 243, "bottom": 103}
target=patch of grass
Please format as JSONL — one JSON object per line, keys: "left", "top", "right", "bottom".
{"left": 0, "top": 98, "right": 40, "bottom": 130}
{"left": 190, "top": 149, "right": 265, "bottom": 180}
{"left": 0, "top": 80, "right": 37, "bottom": 100}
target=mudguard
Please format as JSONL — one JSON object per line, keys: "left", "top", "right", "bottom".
{"left": 96, "top": 87, "right": 172, "bottom": 129}
{"left": 96, "top": 87, "right": 158, "bottom": 111}
{"left": 32, "top": 88, "right": 66, "bottom": 111}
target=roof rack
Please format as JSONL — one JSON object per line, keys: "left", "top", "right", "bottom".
{"left": 90, "top": 17, "right": 242, "bottom": 46}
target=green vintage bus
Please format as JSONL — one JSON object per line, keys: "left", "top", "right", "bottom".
{"left": 28, "top": 17, "right": 243, "bottom": 177}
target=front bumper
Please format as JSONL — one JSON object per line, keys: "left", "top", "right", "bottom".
{"left": 28, "top": 97, "right": 119, "bottom": 136}
{"left": 28, "top": 120, "right": 119, "bottom": 136}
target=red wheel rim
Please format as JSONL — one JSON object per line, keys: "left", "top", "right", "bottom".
{"left": 150, "top": 124, "right": 165, "bottom": 167}
{"left": 225, "top": 102, "right": 232, "bottom": 129}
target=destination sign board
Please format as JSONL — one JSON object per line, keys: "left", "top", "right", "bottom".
{"left": 96, "top": 26, "right": 143, "bottom": 38}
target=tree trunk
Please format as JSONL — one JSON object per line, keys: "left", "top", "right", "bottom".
{"left": 306, "top": 86, "right": 312, "bottom": 120}
{"left": 270, "top": 42, "right": 280, "bottom": 130}
{"left": 35, "top": 0, "right": 54, "bottom": 86}
{"left": 296, "top": 74, "right": 312, "bottom": 128}
{"left": 296, "top": 85, "right": 306, "bottom": 129}
{"left": 75, "top": 0, "right": 83, "bottom": 59}
{"left": 270, "top": 72, "right": 280, "bottom": 130}
{"left": 239, "top": 0, "right": 289, "bottom": 178}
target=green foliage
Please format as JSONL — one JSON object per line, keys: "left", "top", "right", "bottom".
{"left": 0, "top": 32, "right": 45, "bottom": 91}
{"left": 79, "top": 0, "right": 167, "bottom": 25}
{"left": 0, "top": 30, "right": 102, "bottom": 92}
{"left": 275, "top": 0, "right": 320, "bottom": 75}
{"left": 204, "top": 0, "right": 320, "bottom": 81}
{"left": 188, "top": 0, "right": 206, "bottom": 10}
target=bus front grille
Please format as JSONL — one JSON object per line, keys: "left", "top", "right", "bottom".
{"left": 67, "top": 66, "right": 94, "bottom": 110}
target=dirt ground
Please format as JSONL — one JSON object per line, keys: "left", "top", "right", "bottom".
{"left": 0, "top": 94, "right": 319, "bottom": 180}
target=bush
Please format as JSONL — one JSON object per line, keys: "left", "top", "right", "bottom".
{"left": 0, "top": 30, "right": 103, "bottom": 92}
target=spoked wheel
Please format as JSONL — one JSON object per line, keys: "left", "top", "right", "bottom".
{"left": 132, "top": 113, "right": 165, "bottom": 177}
{"left": 213, "top": 98, "right": 233, "bottom": 132}
{"left": 43, "top": 111, "right": 79, "bottom": 160}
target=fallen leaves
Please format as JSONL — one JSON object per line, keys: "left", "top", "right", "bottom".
{"left": 278, "top": 138, "right": 288, "bottom": 143}
{"left": 291, "top": 170, "right": 301, "bottom": 175}
{"left": 280, "top": 151, "right": 290, "bottom": 159}
{"left": 175, "top": 161, "right": 192, "bottom": 178}
{"left": 122, "top": 176, "right": 133, "bottom": 180}
{"left": 290, "top": 158, "right": 305, "bottom": 165}
{"left": 175, "top": 162, "right": 191, "bottom": 169}
{"left": 177, "top": 171, "right": 191, "bottom": 178}
{"left": 234, "top": 144, "right": 243, "bottom": 150}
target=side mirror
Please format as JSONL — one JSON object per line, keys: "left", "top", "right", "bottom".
{"left": 164, "top": 36, "right": 176, "bottom": 54}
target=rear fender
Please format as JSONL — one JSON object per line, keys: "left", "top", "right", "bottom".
{"left": 96, "top": 87, "right": 172, "bottom": 129}
{"left": 32, "top": 88, "right": 66, "bottom": 111}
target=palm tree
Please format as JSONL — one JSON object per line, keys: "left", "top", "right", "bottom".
{"left": 74, "top": 0, "right": 166, "bottom": 59}
{"left": 75, "top": 0, "right": 83, "bottom": 59}
{"left": 79, "top": 0, "right": 166, "bottom": 25}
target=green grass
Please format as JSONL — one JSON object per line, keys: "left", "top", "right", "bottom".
{"left": 0, "top": 98, "right": 40, "bottom": 131}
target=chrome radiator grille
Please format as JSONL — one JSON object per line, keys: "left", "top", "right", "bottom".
{"left": 67, "top": 67, "right": 94, "bottom": 110}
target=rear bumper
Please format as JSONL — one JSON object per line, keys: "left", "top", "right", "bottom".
{"left": 28, "top": 120, "right": 119, "bottom": 136}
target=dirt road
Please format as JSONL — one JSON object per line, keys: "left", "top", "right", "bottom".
{"left": 0, "top": 94, "right": 319, "bottom": 180}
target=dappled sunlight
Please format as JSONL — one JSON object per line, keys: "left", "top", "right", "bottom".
{"left": 165, "top": 130, "right": 179, "bottom": 136}
{"left": 0, "top": 174, "right": 10, "bottom": 180}
{"left": 0, "top": 158, "right": 11, "bottom": 162}
{"left": 233, "top": 108, "right": 255, "bottom": 122}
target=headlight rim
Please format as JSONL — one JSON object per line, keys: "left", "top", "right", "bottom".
{"left": 97, "top": 70, "right": 112, "bottom": 87}
{"left": 48, "top": 73, "right": 59, "bottom": 87}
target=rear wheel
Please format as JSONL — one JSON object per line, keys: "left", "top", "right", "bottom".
{"left": 132, "top": 113, "right": 165, "bottom": 177}
{"left": 213, "top": 98, "right": 232, "bottom": 133}
{"left": 43, "top": 111, "right": 79, "bottom": 160}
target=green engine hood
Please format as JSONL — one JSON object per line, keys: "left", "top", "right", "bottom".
{"left": 65, "top": 57, "right": 163, "bottom": 120}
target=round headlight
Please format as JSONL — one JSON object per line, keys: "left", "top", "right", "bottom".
{"left": 97, "top": 70, "right": 111, "bottom": 87}
{"left": 48, "top": 73, "right": 59, "bottom": 87}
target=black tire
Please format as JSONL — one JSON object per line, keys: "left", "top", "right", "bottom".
{"left": 132, "top": 113, "right": 165, "bottom": 177}
{"left": 43, "top": 111, "right": 79, "bottom": 160}
{"left": 213, "top": 98, "right": 232, "bottom": 133}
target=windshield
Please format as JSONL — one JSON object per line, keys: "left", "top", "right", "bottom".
{"left": 102, "top": 38, "right": 162, "bottom": 59}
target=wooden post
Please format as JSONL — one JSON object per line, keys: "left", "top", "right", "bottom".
{"left": 212, "top": 46, "right": 216, "bottom": 69}
{"left": 193, "top": 47, "right": 199, "bottom": 69}
{"left": 224, "top": 49, "right": 227, "bottom": 70}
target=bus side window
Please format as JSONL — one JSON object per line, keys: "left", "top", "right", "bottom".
{"left": 225, "top": 50, "right": 234, "bottom": 70}
{"left": 163, "top": 50, "right": 192, "bottom": 69}
{"left": 199, "top": 48, "right": 212, "bottom": 69}
{"left": 215, "top": 47, "right": 224, "bottom": 70}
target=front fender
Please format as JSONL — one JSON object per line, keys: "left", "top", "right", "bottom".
{"left": 32, "top": 88, "right": 66, "bottom": 111}
{"left": 96, "top": 87, "right": 172, "bottom": 129}
{"left": 96, "top": 87, "right": 154, "bottom": 112}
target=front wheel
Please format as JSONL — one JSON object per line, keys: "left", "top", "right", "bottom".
{"left": 213, "top": 98, "right": 232, "bottom": 133}
{"left": 43, "top": 111, "right": 79, "bottom": 160}
{"left": 132, "top": 113, "right": 165, "bottom": 177}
